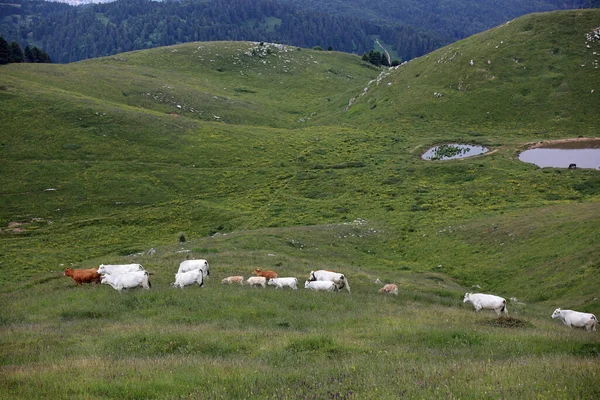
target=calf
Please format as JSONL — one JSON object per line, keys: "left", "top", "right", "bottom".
{"left": 463, "top": 293, "right": 507, "bottom": 315}
{"left": 551, "top": 308, "right": 597, "bottom": 331}
{"left": 253, "top": 268, "right": 278, "bottom": 280}
{"left": 304, "top": 280, "right": 340, "bottom": 292}
{"left": 101, "top": 271, "right": 151, "bottom": 293}
{"left": 379, "top": 283, "right": 398, "bottom": 295}
{"left": 267, "top": 277, "right": 298, "bottom": 290}
{"left": 64, "top": 268, "right": 101, "bottom": 285}
{"left": 221, "top": 276, "right": 244, "bottom": 285}
{"left": 178, "top": 259, "right": 209, "bottom": 277}
{"left": 246, "top": 276, "right": 267, "bottom": 288}
{"left": 97, "top": 263, "right": 145, "bottom": 275}
{"left": 171, "top": 269, "right": 204, "bottom": 289}
{"left": 308, "top": 270, "right": 350, "bottom": 293}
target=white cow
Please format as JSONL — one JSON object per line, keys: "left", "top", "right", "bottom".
{"left": 551, "top": 308, "right": 597, "bottom": 331}
{"left": 267, "top": 277, "right": 298, "bottom": 290}
{"left": 101, "top": 271, "right": 151, "bottom": 293}
{"left": 304, "top": 280, "right": 339, "bottom": 292}
{"left": 463, "top": 293, "right": 507, "bottom": 315}
{"left": 308, "top": 270, "right": 350, "bottom": 293}
{"left": 178, "top": 259, "right": 209, "bottom": 277}
{"left": 171, "top": 269, "right": 204, "bottom": 289}
{"left": 246, "top": 276, "right": 267, "bottom": 288}
{"left": 97, "top": 263, "right": 145, "bottom": 275}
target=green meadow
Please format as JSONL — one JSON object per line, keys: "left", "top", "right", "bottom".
{"left": 1, "top": 10, "right": 599, "bottom": 398}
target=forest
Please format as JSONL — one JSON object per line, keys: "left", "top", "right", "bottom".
{"left": 0, "top": 0, "right": 442, "bottom": 64}
{"left": 0, "top": 0, "right": 597, "bottom": 64}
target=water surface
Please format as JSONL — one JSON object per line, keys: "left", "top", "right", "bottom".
{"left": 421, "top": 144, "right": 489, "bottom": 161}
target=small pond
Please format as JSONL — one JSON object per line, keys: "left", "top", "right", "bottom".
{"left": 421, "top": 144, "right": 489, "bottom": 161}
{"left": 518, "top": 139, "right": 600, "bottom": 169}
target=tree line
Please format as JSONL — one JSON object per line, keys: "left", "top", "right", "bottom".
{"left": 0, "top": 35, "right": 51, "bottom": 64}
{"left": 0, "top": 0, "right": 444, "bottom": 64}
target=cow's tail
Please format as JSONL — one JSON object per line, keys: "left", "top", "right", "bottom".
{"left": 501, "top": 300, "right": 507, "bottom": 314}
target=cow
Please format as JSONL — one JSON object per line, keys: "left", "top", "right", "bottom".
{"left": 221, "top": 276, "right": 244, "bottom": 285}
{"left": 551, "top": 308, "right": 597, "bottom": 331}
{"left": 267, "top": 277, "right": 298, "bottom": 290}
{"left": 463, "top": 293, "right": 507, "bottom": 315}
{"left": 171, "top": 269, "right": 204, "bottom": 289}
{"left": 246, "top": 276, "right": 267, "bottom": 288}
{"left": 308, "top": 270, "right": 350, "bottom": 293}
{"left": 304, "top": 280, "right": 340, "bottom": 292}
{"left": 178, "top": 259, "right": 209, "bottom": 277}
{"left": 253, "top": 268, "right": 278, "bottom": 280}
{"left": 64, "top": 268, "right": 101, "bottom": 285}
{"left": 101, "top": 271, "right": 151, "bottom": 293}
{"left": 379, "top": 283, "right": 398, "bottom": 295}
{"left": 97, "top": 263, "right": 145, "bottom": 275}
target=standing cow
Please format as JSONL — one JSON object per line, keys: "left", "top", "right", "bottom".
{"left": 551, "top": 308, "right": 597, "bottom": 331}
{"left": 463, "top": 293, "right": 507, "bottom": 315}
{"left": 308, "top": 270, "right": 350, "bottom": 293}
{"left": 178, "top": 259, "right": 209, "bottom": 277}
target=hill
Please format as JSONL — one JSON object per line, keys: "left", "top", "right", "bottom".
{"left": 0, "top": 10, "right": 599, "bottom": 398}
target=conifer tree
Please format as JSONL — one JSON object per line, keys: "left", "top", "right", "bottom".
{"left": 0, "top": 36, "right": 9, "bottom": 65}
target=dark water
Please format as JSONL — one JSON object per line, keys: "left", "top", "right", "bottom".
{"left": 519, "top": 148, "right": 600, "bottom": 169}
{"left": 421, "top": 144, "right": 489, "bottom": 160}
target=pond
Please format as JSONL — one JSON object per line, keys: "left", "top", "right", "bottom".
{"left": 518, "top": 139, "right": 600, "bottom": 169}
{"left": 421, "top": 144, "right": 489, "bottom": 161}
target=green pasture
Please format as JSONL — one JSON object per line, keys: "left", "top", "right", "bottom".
{"left": 1, "top": 9, "right": 599, "bottom": 398}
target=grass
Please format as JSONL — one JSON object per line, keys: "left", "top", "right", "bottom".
{"left": 0, "top": 9, "right": 600, "bottom": 398}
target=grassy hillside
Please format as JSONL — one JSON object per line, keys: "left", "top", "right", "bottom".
{"left": 0, "top": 10, "right": 599, "bottom": 398}
{"left": 346, "top": 10, "right": 600, "bottom": 136}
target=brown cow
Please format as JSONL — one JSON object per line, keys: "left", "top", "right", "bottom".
{"left": 379, "top": 284, "right": 398, "bottom": 295}
{"left": 253, "top": 268, "right": 278, "bottom": 280}
{"left": 64, "top": 268, "right": 102, "bottom": 285}
{"left": 221, "top": 276, "right": 244, "bottom": 285}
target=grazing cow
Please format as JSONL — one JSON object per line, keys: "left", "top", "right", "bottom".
{"left": 379, "top": 284, "right": 398, "bottom": 295}
{"left": 171, "top": 269, "right": 204, "bottom": 289}
{"left": 178, "top": 259, "right": 209, "bottom": 277}
{"left": 568, "top": 163, "right": 577, "bottom": 169}
{"left": 97, "top": 263, "right": 145, "bottom": 275}
{"left": 304, "top": 280, "right": 340, "bottom": 292}
{"left": 246, "top": 276, "right": 267, "bottom": 288}
{"left": 308, "top": 270, "right": 351, "bottom": 293}
{"left": 101, "top": 271, "right": 151, "bottom": 293}
{"left": 267, "top": 277, "right": 298, "bottom": 290}
{"left": 253, "top": 268, "right": 278, "bottom": 280}
{"left": 463, "top": 293, "right": 507, "bottom": 315}
{"left": 64, "top": 268, "right": 101, "bottom": 285}
{"left": 221, "top": 276, "right": 244, "bottom": 285}
{"left": 551, "top": 308, "right": 597, "bottom": 331}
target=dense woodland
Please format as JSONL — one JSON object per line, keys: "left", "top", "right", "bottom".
{"left": 0, "top": 0, "right": 596, "bottom": 64}
{"left": 278, "top": 0, "right": 598, "bottom": 40}
{"left": 0, "top": 35, "right": 51, "bottom": 64}
{"left": 0, "top": 0, "right": 443, "bottom": 64}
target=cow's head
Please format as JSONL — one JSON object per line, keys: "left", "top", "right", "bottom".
{"left": 551, "top": 308, "right": 561, "bottom": 319}
{"left": 463, "top": 293, "right": 471, "bottom": 303}
{"left": 308, "top": 271, "right": 316, "bottom": 281}
{"left": 304, "top": 281, "right": 310, "bottom": 288}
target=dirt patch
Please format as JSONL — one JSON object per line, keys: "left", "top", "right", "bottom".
{"left": 525, "top": 137, "right": 600, "bottom": 150}
{"left": 481, "top": 316, "right": 531, "bottom": 328}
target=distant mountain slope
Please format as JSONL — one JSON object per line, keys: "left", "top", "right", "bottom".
{"left": 0, "top": 0, "right": 444, "bottom": 64}
{"left": 345, "top": 9, "right": 600, "bottom": 135}
{"left": 279, "top": 0, "right": 596, "bottom": 40}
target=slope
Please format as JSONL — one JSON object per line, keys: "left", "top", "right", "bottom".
{"left": 345, "top": 9, "right": 600, "bottom": 137}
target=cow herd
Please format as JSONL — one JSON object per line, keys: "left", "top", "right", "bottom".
{"left": 63, "top": 259, "right": 598, "bottom": 332}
